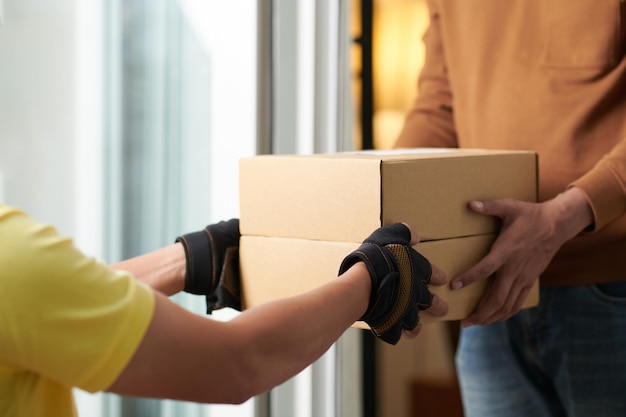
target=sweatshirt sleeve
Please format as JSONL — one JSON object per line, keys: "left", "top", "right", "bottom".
{"left": 395, "top": 0, "right": 458, "bottom": 149}
{"left": 571, "top": 136, "right": 626, "bottom": 232}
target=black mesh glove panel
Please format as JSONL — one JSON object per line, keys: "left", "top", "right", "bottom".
{"left": 175, "top": 218, "right": 241, "bottom": 314}
{"left": 338, "top": 223, "right": 433, "bottom": 345}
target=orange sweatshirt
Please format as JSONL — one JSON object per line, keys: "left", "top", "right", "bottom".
{"left": 396, "top": 0, "right": 626, "bottom": 286}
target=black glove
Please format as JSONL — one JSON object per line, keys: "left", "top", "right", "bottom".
{"left": 175, "top": 218, "right": 241, "bottom": 314}
{"left": 338, "top": 223, "right": 433, "bottom": 345}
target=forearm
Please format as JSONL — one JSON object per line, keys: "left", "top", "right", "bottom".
{"left": 108, "top": 224, "right": 440, "bottom": 403}
{"left": 108, "top": 262, "right": 371, "bottom": 404}
{"left": 549, "top": 187, "right": 594, "bottom": 241}
{"left": 111, "top": 243, "right": 186, "bottom": 296}
{"left": 230, "top": 262, "right": 370, "bottom": 397}
{"left": 396, "top": 105, "right": 458, "bottom": 149}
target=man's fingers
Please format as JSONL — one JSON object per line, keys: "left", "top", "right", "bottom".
{"left": 429, "top": 264, "right": 447, "bottom": 286}
{"left": 426, "top": 294, "right": 448, "bottom": 317}
{"left": 478, "top": 283, "right": 532, "bottom": 326}
{"left": 451, "top": 255, "right": 499, "bottom": 290}
{"left": 403, "top": 323, "right": 422, "bottom": 340}
{"left": 462, "top": 272, "right": 513, "bottom": 326}
{"left": 469, "top": 198, "right": 515, "bottom": 218}
{"left": 401, "top": 222, "right": 421, "bottom": 245}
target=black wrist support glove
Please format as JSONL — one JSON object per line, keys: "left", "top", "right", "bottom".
{"left": 338, "top": 223, "right": 433, "bottom": 345}
{"left": 175, "top": 218, "right": 241, "bottom": 314}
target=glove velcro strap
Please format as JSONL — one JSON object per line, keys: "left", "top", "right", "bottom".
{"left": 388, "top": 243, "right": 433, "bottom": 311}
{"left": 370, "top": 244, "right": 432, "bottom": 343}
{"left": 175, "top": 230, "right": 214, "bottom": 295}
{"left": 371, "top": 244, "right": 415, "bottom": 336}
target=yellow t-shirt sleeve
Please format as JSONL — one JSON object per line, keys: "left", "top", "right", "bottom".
{"left": 0, "top": 206, "right": 155, "bottom": 393}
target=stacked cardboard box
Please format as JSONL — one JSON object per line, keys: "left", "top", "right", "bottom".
{"left": 239, "top": 149, "right": 539, "bottom": 325}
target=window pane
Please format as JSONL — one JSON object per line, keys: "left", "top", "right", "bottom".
{"left": 103, "top": 0, "right": 256, "bottom": 416}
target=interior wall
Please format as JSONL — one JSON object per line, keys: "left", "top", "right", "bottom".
{"left": 0, "top": 0, "right": 77, "bottom": 236}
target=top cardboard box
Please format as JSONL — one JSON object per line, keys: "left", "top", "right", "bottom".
{"left": 240, "top": 148, "right": 538, "bottom": 243}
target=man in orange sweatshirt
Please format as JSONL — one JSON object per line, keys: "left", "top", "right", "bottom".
{"left": 396, "top": 1, "right": 626, "bottom": 416}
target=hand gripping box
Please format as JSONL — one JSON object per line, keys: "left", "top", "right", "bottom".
{"left": 239, "top": 149, "right": 539, "bottom": 325}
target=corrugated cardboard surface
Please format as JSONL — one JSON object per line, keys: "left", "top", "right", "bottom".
{"left": 240, "top": 148, "right": 538, "bottom": 243}
{"left": 239, "top": 149, "right": 540, "bottom": 323}
{"left": 240, "top": 235, "right": 540, "bottom": 325}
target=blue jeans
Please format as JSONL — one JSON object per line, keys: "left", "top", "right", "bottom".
{"left": 456, "top": 283, "right": 626, "bottom": 417}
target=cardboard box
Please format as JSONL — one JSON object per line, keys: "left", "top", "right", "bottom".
{"left": 239, "top": 149, "right": 539, "bottom": 324}
{"left": 240, "top": 234, "right": 539, "bottom": 325}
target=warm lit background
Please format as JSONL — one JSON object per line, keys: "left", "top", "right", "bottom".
{"left": 372, "top": 0, "right": 429, "bottom": 149}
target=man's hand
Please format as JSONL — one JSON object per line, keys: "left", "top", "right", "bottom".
{"left": 453, "top": 187, "right": 593, "bottom": 327}
{"left": 339, "top": 223, "right": 448, "bottom": 345}
{"left": 402, "top": 264, "right": 448, "bottom": 340}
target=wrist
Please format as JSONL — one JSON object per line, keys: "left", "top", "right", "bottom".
{"left": 550, "top": 187, "right": 594, "bottom": 239}
{"left": 338, "top": 261, "right": 371, "bottom": 318}
{"left": 172, "top": 242, "right": 188, "bottom": 292}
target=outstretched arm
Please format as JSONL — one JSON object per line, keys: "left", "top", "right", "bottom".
{"left": 106, "top": 225, "right": 448, "bottom": 404}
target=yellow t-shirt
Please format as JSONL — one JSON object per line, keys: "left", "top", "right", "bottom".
{"left": 0, "top": 206, "right": 155, "bottom": 416}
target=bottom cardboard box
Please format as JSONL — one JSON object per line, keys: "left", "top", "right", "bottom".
{"left": 240, "top": 235, "right": 539, "bottom": 327}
